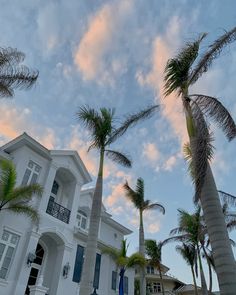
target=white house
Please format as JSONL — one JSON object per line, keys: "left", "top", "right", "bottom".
{"left": 135, "top": 263, "right": 203, "bottom": 295}
{"left": 0, "top": 133, "right": 134, "bottom": 295}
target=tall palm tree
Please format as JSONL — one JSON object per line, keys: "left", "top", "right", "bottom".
{"left": 123, "top": 177, "right": 165, "bottom": 295}
{"left": 163, "top": 208, "right": 208, "bottom": 294}
{"left": 77, "top": 105, "right": 158, "bottom": 295}
{"left": 176, "top": 243, "right": 199, "bottom": 295}
{"left": 145, "top": 239, "right": 165, "bottom": 295}
{"left": 103, "top": 239, "right": 146, "bottom": 295}
{"left": 163, "top": 27, "right": 236, "bottom": 294}
{"left": 0, "top": 159, "right": 42, "bottom": 222}
{"left": 0, "top": 47, "right": 38, "bottom": 97}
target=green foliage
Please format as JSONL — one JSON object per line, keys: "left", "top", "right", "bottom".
{"left": 102, "top": 239, "right": 145, "bottom": 269}
{"left": 145, "top": 239, "right": 163, "bottom": 267}
{"left": 0, "top": 159, "right": 43, "bottom": 222}
{"left": 123, "top": 178, "right": 165, "bottom": 214}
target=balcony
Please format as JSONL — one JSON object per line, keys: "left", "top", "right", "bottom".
{"left": 46, "top": 197, "right": 71, "bottom": 224}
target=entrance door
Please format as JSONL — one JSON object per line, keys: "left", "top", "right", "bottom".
{"left": 25, "top": 243, "right": 44, "bottom": 295}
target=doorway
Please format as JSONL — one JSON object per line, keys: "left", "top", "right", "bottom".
{"left": 25, "top": 243, "right": 44, "bottom": 295}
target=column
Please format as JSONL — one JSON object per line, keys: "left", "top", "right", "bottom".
{"left": 68, "top": 182, "right": 82, "bottom": 227}
{"left": 39, "top": 162, "right": 57, "bottom": 213}
{"left": 13, "top": 231, "right": 41, "bottom": 295}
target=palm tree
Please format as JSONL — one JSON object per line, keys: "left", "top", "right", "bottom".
{"left": 163, "top": 208, "right": 208, "bottom": 294}
{"left": 77, "top": 105, "right": 158, "bottom": 295}
{"left": 145, "top": 239, "right": 165, "bottom": 295}
{"left": 0, "top": 47, "right": 38, "bottom": 97}
{"left": 123, "top": 177, "right": 165, "bottom": 295}
{"left": 0, "top": 159, "right": 42, "bottom": 222}
{"left": 176, "top": 243, "right": 199, "bottom": 295}
{"left": 103, "top": 239, "right": 146, "bottom": 295}
{"left": 163, "top": 27, "right": 236, "bottom": 294}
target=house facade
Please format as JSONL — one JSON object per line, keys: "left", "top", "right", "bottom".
{"left": 0, "top": 133, "right": 134, "bottom": 295}
{"left": 135, "top": 263, "right": 203, "bottom": 295}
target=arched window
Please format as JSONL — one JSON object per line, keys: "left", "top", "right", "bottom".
{"left": 76, "top": 210, "right": 87, "bottom": 230}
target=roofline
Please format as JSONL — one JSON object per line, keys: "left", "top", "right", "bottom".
{"left": 1, "top": 133, "right": 51, "bottom": 160}
{"left": 50, "top": 150, "right": 92, "bottom": 184}
{"left": 102, "top": 215, "right": 132, "bottom": 235}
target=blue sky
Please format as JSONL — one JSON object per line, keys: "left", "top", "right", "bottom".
{"left": 1, "top": 0, "right": 236, "bottom": 291}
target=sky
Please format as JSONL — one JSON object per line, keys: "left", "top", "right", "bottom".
{"left": 1, "top": 0, "right": 236, "bottom": 291}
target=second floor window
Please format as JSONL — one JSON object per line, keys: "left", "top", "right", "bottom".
{"left": 76, "top": 210, "right": 87, "bottom": 230}
{"left": 0, "top": 230, "right": 20, "bottom": 279}
{"left": 22, "top": 161, "right": 41, "bottom": 186}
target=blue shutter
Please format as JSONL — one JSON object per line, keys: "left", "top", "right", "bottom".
{"left": 72, "top": 245, "right": 84, "bottom": 283}
{"left": 93, "top": 253, "right": 101, "bottom": 289}
{"left": 111, "top": 271, "right": 117, "bottom": 290}
{"left": 124, "top": 276, "right": 128, "bottom": 294}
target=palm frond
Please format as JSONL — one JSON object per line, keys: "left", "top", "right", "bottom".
{"left": 8, "top": 184, "right": 43, "bottom": 203}
{"left": 190, "top": 94, "right": 236, "bottom": 141}
{"left": 123, "top": 180, "right": 143, "bottom": 209}
{"left": 5, "top": 203, "right": 39, "bottom": 223}
{"left": 183, "top": 142, "right": 194, "bottom": 181}
{"left": 0, "top": 47, "right": 25, "bottom": 66}
{"left": 102, "top": 246, "right": 120, "bottom": 261}
{"left": 190, "top": 100, "right": 214, "bottom": 201}
{"left": 164, "top": 34, "right": 206, "bottom": 96}
{"left": 127, "top": 253, "right": 146, "bottom": 268}
{"left": 0, "top": 65, "right": 38, "bottom": 95}
{"left": 107, "top": 105, "right": 158, "bottom": 144}
{"left": 218, "top": 190, "right": 236, "bottom": 206}
{"left": 105, "top": 149, "right": 132, "bottom": 167}
{"left": 135, "top": 178, "right": 144, "bottom": 199}
{"left": 0, "top": 159, "right": 16, "bottom": 201}
{"left": 76, "top": 105, "right": 100, "bottom": 133}
{"left": 176, "top": 243, "right": 197, "bottom": 267}
{"left": 189, "top": 27, "right": 236, "bottom": 84}
{"left": 145, "top": 202, "right": 165, "bottom": 214}
{"left": 145, "top": 239, "right": 163, "bottom": 265}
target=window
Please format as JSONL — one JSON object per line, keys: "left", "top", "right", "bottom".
{"left": 111, "top": 271, "right": 117, "bottom": 290}
{"left": 22, "top": 161, "right": 41, "bottom": 185}
{"left": 153, "top": 282, "right": 161, "bottom": 293}
{"left": 147, "top": 266, "right": 154, "bottom": 274}
{"left": 0, "top": 230, "right": 20, "bottom": 279}
{"left": 73, "top": 245, "right": 101, "bottom": 289}
{"left": 76, "top": 210, "right": 87, "bottom": 230}
{"left": 51, "top": 180, "right": 59, "bottom": 195}
{"left": 124, "top": 276, "right": 128, "bottom": 294}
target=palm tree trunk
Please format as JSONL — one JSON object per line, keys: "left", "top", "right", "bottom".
{"left": 200, "top": 165, "right": 236, "bottom": 295}
{"left": 139, "top": 210, "right": 146, "bottom": 295}
{"left": 79, "top": 149, "right": 104, "bottom": 295}
{"left": 197, "top": 245, "right": 208, "bottom": 295}
{"left": 184, "top": 98, "right": 236, "bottom": 295}
{"left": 158, "top": 265, "right": 165, "bottom": 295}
{"left": 191, "top": 265, "right": 199, "bottom": 295}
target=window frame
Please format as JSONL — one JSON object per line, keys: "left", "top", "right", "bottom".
{"left": 22, "top": 160, "right": 41, "bottom": 186}
{"left": 0, "top": 230, "right": 20, "bottom": 280}
{"left": 76, "top": 210, "right": 87, "bottom": 231}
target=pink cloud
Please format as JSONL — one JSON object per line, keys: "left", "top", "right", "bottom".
{"left": 74, "top": 0, "right": 133, "bottom": 84}
{"left": 137, "top": 16, "right": 188, "bottom": 146}
{"left": 0, "top": 103, "right": 56, "bottom": 149}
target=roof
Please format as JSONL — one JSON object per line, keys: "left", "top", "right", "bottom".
{"left": 50, "top": 150, "right": 92, "bottom": 184}
{"left": 1, "top": 132, "right": 51, "bottom": 160}
{"left": 0, "top": 133, "right": 92, "bottom": 184}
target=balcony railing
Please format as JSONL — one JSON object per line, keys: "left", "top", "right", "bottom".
{"left": 46, "top": 197, "right": 71, "bottom": 224}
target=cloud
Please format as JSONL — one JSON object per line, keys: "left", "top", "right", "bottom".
{"left": 0, "top": 102, "right": 56, "bottom": 149}
{"left": 163, "top": 155, "right": 178, "bottom": 171}
{"left": 142, "top": 142, "right": 160, "bottom": 163}
{"left": 136, "top": 16, "right": 188, "bottom": 146}
{"left": 74, "top": 0, "right": 133, "bottom": 84}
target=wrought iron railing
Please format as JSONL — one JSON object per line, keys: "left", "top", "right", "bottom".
{"left": 46, "top": 197, "right": 71, "bottom": 224}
